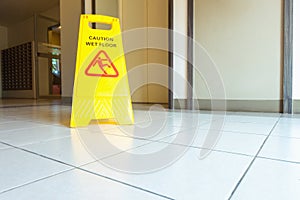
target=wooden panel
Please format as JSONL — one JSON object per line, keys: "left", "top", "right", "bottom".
{"left": 122, "top": 0, "right": 148, "bottom": 102}
{"left": 147, "top": 0, "right": 168, "bottom": 103}
{"left": 121, "top": 0, "right": 168, "bottom": 103}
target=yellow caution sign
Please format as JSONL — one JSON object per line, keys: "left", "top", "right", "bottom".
{"left": 70, "top": 14, "right": 134, "bottom": 127}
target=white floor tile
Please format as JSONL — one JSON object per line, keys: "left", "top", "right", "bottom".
{"left": 78, "top": 115, "right": 209, "bottom": 141}
{"left": 161, "top": 129, "right": 267, "bottom": 156}
{"left": 0, "top": 148, "right": 71, "bottom": 193}
{"left": 74, "top": 109, "right": 171, "bottom": 133}
{"left": 72, "top": 129, "right": 154, "bottom": 161}
{"left": 165, "top": 111, "right": 219, "bottom": 122}
{"left": 259, "top": 136, "right": 300, "bottom": 163}
{"left": 20, "top": 135, "right": 95, "bottom": 167}
{"left": 0, "top": 143, "right": 10, "bottom": 150}
{"left": 0, "top": 121, "right": 47, "bottom": 133}
{"left": 0, "top": 169, "right": 168, "bottom": 200}
{"left": 0, "top": 117, "right": 18, "bottom": 124}
{"left": 223, "top": 114, "right": 279, "bottom": 125}
{"left": 200, "top": 120, "right": 275, "bottom": 135}
{"left": 0, "top": 125, "right": 72, "bottom": 146}
{"left": 271, "top": 118, "right": 300, "bottom": 138}
{"left": 83, "top": 144, "right": 253, "bottom": 200}
{"left": 77, "top": 112, "right": 210, "bottom": 136}
{"left": 13, "top": 109, "right": 71, "bottom": 126}
{"left": 232, "top": 158, "right": 300, "bottom": 200}
{"left": 102, "top": 121, "right": 185, "bottom": 141}
{"left": 20, "top": 130, "right": 153, "bottom": 167}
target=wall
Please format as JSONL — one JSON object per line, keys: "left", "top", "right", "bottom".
{"left": 7, "top": 17, "right": 34, "bottom": 47}
{"left": 38, "top": 57, "right": 50, "bottom": 96}
{"left": 194, "top": 0, "right": 283, "bottom": 112}
{"left": 0, "top": 26, "right": 7, "bottom": 49}
{"left": 7, "top": 4, "right": 59, "bottom": 48}
{"left": 293, "top": 0, "right": 300, "bottom": 112}
{"left": 41, "top": 4, "right": 60, "bottom": 20}
{"left": 0, "top": 26, "right": 8, "bottom": 98}
{"left": 60, "top": 0, "right": 82, "bottom": 100}
{"left": 121, "top": 0, "right": 148, "bottom": 102}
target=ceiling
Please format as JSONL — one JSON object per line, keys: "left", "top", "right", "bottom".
{"left": 0, "top": 0, "right": 59, "bottom": 27}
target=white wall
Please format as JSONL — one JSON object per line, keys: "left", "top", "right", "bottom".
{"left": 0, "top": 26, "right": 8, "bottom": 98}
{"left": 173, "top": 0, "right": 188, "bottom": 99}
{"left": 293, "top": 0, "right": 300, "bottom": 100}
{"left": 60, "top": 0, "right": 82, "bottom": 97}
{"left": 194, "top": 0, "right": 282, "bottom": 101}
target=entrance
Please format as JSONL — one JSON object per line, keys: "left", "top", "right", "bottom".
{"left": 37, "top": 18, "right": 61, "bottom": 98}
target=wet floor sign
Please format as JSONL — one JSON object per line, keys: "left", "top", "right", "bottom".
{"left": 70, "top": 14, "right": 134, "bottom": 127}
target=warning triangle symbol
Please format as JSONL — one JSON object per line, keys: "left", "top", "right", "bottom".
{"left": 85, "top": 50, "right": 119, "bottom": 77}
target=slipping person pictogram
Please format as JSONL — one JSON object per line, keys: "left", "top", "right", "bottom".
{"left": 85, "top": 50, "right": 119, "bottom": 77}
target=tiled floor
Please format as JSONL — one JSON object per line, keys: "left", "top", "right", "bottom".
{"left": 0, "top": 100, "right": 299, "bottom": 200}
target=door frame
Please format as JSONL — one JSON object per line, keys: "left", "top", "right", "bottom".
{"left": 284, "top": 0, "right": 293, "bottom": 113}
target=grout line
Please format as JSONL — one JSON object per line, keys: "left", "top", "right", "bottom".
{"left": 150, "top": 138, "right": 255, "bottom": 158}
{"left": 0, "top": 169, "right": 74, "bottom": 195}
{"left": 0, "top": 141, "right": 174, "bottom": 200}
{"left": 0, "top": 124, "right": 50, "bottom": 135}
{"left": 227, "top": 115, "right": 282, "bottom": 200}
{"left": 75, "top": 167, "right": 174, "bottom": 200}
{"left": 197, "top": 127, "right": 272, "bottom": 136}
{"left": 257, "top": 156, "right": 300, "bottom": 165}
{"left": 266, "top": 134, "right": 300, "bottom": 140}
{"left": 0, "top": 103, "right": 62, "bottom": 109}
{"left": 0, "top": 135, "right": 72, "bottom": 150}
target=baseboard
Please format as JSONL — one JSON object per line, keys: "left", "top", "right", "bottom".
{"left": 62, "top": 97, "right": 284, "bottom": 113}
{"left": 174, "top": 99, "right": 283, "bottom": 113}
{"left": 293, "top": 100, "right": 300, "bottom": 114}
{"left": 62, "top": 96, "right": 72, "bottom": 105}
{"left": 2, "top": 90, "right": 36, "bottom": 99}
